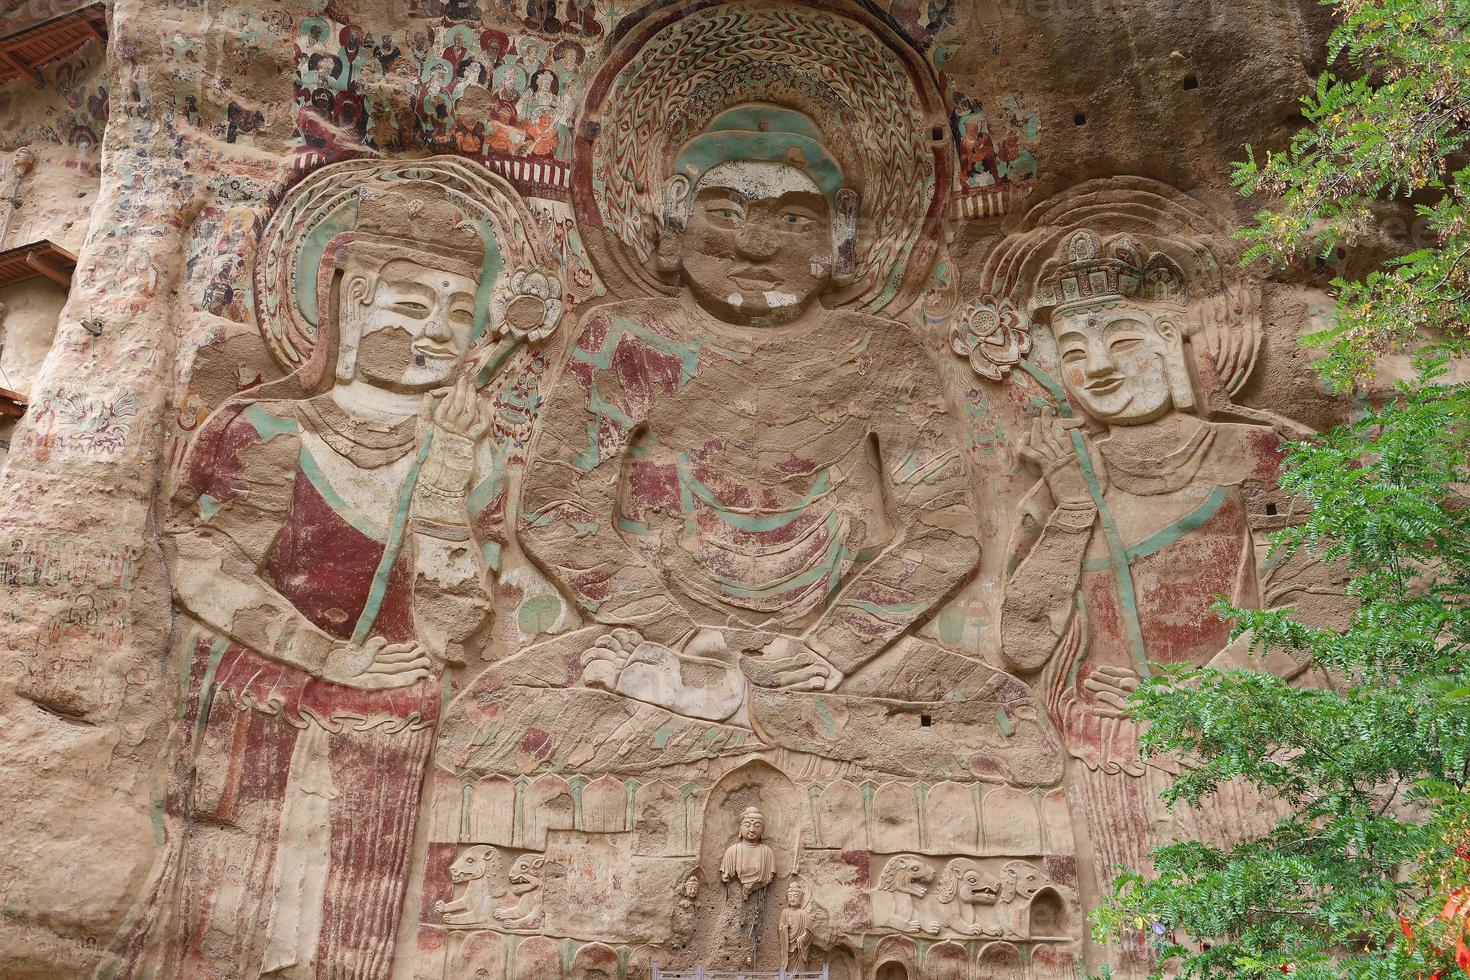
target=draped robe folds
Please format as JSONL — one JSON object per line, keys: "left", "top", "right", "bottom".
{"left": 119, "top": 395, "right": 504, "bottom": 980}
{"left": 720, "top": 839, "right": 776, "bottom": 892}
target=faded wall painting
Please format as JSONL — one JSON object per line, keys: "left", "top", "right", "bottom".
{"left": 0, "top": 0, "right": 1352, "bottom": 978}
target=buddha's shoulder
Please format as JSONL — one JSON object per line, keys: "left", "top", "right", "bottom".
{"left": 822, "top": 309, "right": 933, "bottom": 357}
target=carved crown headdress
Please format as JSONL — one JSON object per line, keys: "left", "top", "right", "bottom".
{"left": 335, "top": 180, "right": 487, "bottom": 282}
{"left": 1033, "top": 229, "right": 1189, "bottom": 318}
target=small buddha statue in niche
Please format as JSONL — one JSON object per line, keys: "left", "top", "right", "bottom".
{"left": 720, "top": 805, "right": 776, "bottom": 896}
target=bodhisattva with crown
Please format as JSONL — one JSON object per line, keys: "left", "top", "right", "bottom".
{"left": 124, "top": 181, "right": 512, "bottom": 979}
{"left": 494, "top": 104, "right": 1036, "bottom": 775}
{"left": 999, "top": 230, "right": 1298, "bottom": 973}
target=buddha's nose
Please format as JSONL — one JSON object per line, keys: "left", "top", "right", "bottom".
{"left": 734, "top": 226, "right": 778, "bottom": 261}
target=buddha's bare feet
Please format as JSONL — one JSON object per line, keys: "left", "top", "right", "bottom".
{"left": 579, "top": 628, "right": 748, "bottom": 723}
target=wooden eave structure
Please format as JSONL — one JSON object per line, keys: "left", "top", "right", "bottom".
{"left": 0, "top": 239, "right": 77, "bottom": 289}
{"left": 0, "top": 3, "right": 106, "bottom": 88}
{"left": 0, "top": 385, "right": 25, "bottom": 420}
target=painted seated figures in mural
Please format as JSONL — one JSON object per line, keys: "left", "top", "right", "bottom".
{"left": 125, "top": 181, "right": 510, "bottom": 979}
{"left": 477, "top": 102, "right": 1056, "bottom": 780}
{"left": 999, "top": 229, "right": 1295, "bottom": 972}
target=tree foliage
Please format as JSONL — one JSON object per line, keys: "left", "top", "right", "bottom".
{"left": 1094, "top": 1, "right": 1470, "bottom": 976}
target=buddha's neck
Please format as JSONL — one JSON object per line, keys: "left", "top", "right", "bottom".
{"left": 331, "top": 380, "right": 421, "bottom": 424}
{"left": 1103, "top": 410, "right": 1200, "bottom": 455}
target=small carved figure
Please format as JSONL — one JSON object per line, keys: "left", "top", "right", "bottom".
{"left": 671, "top": 872, "right": 700, "bottom": 948}
{"left": 492, "top": 853, "right": 546, "bottom": 930}
{"left": 720, "top": 806, "right": 777, "bottom": 895}
{"left": 435, "top": 844, "right": 505, "bottom": 926}
{"left": 935, "top": 858, "right": 1002, "bottom": 936}
{"left": 876, "top": 855, "right": 942, "bottom": 935}
{"left": 778, "top": 878, "right": 814, "bottom": 971}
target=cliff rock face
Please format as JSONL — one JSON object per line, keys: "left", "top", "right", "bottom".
{"left": 0, "top": 1, "right": 1347, "bottom": 977}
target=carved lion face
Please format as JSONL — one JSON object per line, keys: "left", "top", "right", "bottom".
{"left": 937, "top": 859, "right": 1000, "bottom": 905}
{"left": 508, "top": 854, "right": 546, "bottom": 893}
{"left": 879, "top": 855, "right": 936, "bottom": 897}
{"left": 449, "top": 844, "right": 499, "bottom": 884}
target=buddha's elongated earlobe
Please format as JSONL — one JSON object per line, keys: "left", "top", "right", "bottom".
{"left": 334, "top": 271, "right": 373, "bottom": 383}
{"left": 1155, "top": 317, "right": 1197, "bottom": 412}
{"left": 654, "top": 174, "right": 693, "bottom": 276}
{"left": 831, "top": 187, "right": 859, "bottom": 288}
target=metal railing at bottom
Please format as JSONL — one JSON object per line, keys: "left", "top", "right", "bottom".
{"left": 651, "top": 968, "right": 829, "bottom": 980}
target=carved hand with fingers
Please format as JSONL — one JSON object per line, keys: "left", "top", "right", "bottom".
{"left": 739, "top": 634, "right": 844, "bottom": 692}
{"left": 1017, "top": 406, "right": 1106, "bottom": 508}
{"left": 1082, "top": 663, "right": 1142, "bottom": 717}
{"left": 419, "top": 373, "right": 493, "bottom": 496}
{"left": 323, "top": 635, "right": 435, "bottom": 690}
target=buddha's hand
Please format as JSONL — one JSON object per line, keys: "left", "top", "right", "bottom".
{"left": 1017, "top": 407, "right": 1103, "bottom": 509}
{"left": 420, "top": 374, "right": 493, "bottom": 495}
{"left": 1082, "top": 663, "right": 1141, "bottom": 717}
{"left": 740, "top": 635, "right": 843, "bottom": 692}
{"left": 323, "top": 636, "right": 434, "bottom": 690}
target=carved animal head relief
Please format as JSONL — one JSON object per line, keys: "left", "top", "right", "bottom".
{"left": 1000, "top": 860, "right": 1050, "bottom": 903}
{"left": 449, "top": 844, "right": 502, "bottom": 884}
{"left": 508, "top": 853, "right": 546, "bottom": 893}
{"left": 936, "top": 858, "right": 1001, "bottom": 906}
{"left": 878, "top": 855, "right": 937, "bottom": 898}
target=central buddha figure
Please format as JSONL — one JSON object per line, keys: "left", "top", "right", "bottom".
{"left": 481, "top": 104, "right": 1051, "bottom": 776}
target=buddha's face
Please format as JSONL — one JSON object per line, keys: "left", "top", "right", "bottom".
{"left": 739, "top": 813, "right": 765, "bottom": 842}
{"left": 340, "top": 257, "right": 479, "bottom": 393}
{"left": 680, "top": 161, "right": 833, "bottom": 325}
{"left": 1054, "top": 302, "right": 1184, "bottom": 426}
{"left": 787, "top": 886, "right": 802, "bottom": 908}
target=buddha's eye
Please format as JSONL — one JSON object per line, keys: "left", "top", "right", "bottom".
{"left": 449, "top": 307, "right": 474, "bottom": 325}
{"left": 392, "top": 301, "right": 430, "bottom": 318}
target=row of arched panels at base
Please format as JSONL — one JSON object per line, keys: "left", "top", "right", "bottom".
{"left": 412, "top": 929, "right": 1080, "bottom": 979}
{"left": 427, "top": 773, "right": 1073, "bottom": 857}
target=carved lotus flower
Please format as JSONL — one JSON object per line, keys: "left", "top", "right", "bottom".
{"left": 490, "top": 269, "right": 564, "bottom": 344}
{"left": 950, "top": 297, "right": 1032, "bottom": 381}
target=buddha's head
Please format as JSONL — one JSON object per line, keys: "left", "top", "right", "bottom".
{"left": 320, "top": 180, "right": 488, "bottom": 395}
{"left": 1034, "top": 230, "right": 1196, "bottom": 427}
{"left": 738, "top": 805, "right": 766, "bottom": 843}
{"left": 659, "top": 104, "right": 859, "bottom": 326}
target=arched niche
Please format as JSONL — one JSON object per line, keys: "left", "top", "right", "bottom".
{"left": 870, "top": 782, "right": 920, "bottom": 853}
{"left": 696, "top": 760, "right": 803, "bottom": 879}
{"left": 467, "top": 775, "right": 517, "bottom": 846}
{"left": 580, "top": 775, "right": 627, "bottom": 833}
{"left": 1028, "top": 886, "right": 1069, "bottom": 939}
{"left": 816, "top": 780, "right": 866, "bottom": 850}
{"left": 512, "top": 934, "right": 564, "bottom": 980}
{"left": 974, "top": 940, "right": 1023, "bottom": 979}
{"left": 872, "top": 935, "right": 916, "bottom": 979}
{"left": 923, "top": 939, "right": 968, "bottom": 980}
{"left": 924, "top": 781, "right": 978, "bottom": 854}
{"left": 450, "top": 929, "right": 508, "bottom": 977}
{"left": 570, "top": 941, "right": 621, "bottom": 979}
{"left": 1032, "top": 944, "right": 1079, "bottom": 980}
{"left": 631, "top": 780, "right": 687, "bottom": 855}
{"left": 524, "top": 773, "right": 575, "bottom": 849}
{"left": 980, "top": 787, "right": 1041, "bottom": 855}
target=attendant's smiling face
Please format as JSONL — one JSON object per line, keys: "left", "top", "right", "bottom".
{"left": 343, "top": 258, "right": 479, "bottom": 392}
{"left": 1054, "top": 302, "right": 1180, "bottom": 425}
{"left": 680, "top": 161, "right": 833, "bottom": 324}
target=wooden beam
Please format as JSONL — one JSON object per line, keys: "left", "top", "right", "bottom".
{"left": 25, "top": 251, "right": 72, "bottom": 288}
{"left": 0, "top": 48, "right": 42, "bottom": 86}
{"left": 81, "top": 15, "right": 106, "bottom": 46}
